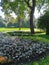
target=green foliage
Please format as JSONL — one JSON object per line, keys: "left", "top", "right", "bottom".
{"left": 3, "top": 0, "right": 27, "bottom": 15}
{"left": 36, "top": 0, "right": 49, "bottom": 11}
{"left": 23, "top": 55, "right": 49, "bottom": 65}
{"left": 2, "top": 0, "right": 49, "bottom": 33}
{"left": 3, "top": 0, "right": 49, "bottom": 16}
{"left": 38, "top": 11, "right": 49, "bottom": 29}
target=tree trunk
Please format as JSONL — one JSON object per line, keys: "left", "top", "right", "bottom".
{"left": 24, "top": 0, "right": 36, "bottom": 34}
{"left": 30, "top": 9, "right": 34, "bottom": 34}
{"left": 30, "top": 0, "right": 36, "bottom": 34}
{"left": 18, "top": 16, "right": 21, "bottom": 31}
{"left": 46, "top": 28, "right": 49, "bottom": 35}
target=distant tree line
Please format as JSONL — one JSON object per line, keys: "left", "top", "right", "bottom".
{"left": 0, "top": 16, "right": 30, "bottom": 28}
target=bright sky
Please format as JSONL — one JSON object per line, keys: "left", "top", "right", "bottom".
{"left": 0, "top": 0, "right": 40, "bottom": 19}
{"left": 0, "top": 7, "right": 40, "bottom": 19}
{"left": 0, "top": 6, "right": 17, "bottom": 18}
{"left": 10, "top": 12, "right": 17, "bottom": 18}
{"left": 0, "top": 6, "right": 5, "bottom": 18}
{"left": 34, "top": 7, "right": 40, "bottom": 19}
{"left": 0, "top": 0, "right": 47, "bottom": 19}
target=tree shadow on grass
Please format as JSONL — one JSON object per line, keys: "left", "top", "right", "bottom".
{"left": 37, "top": 34, "right": 49, "bottom": 41}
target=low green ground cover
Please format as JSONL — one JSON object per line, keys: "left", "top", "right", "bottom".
{"left": 20, "top": 34, "right": 49, "bottom": 43}
{"left": 20, "top": 35, "right": 49, "bottom": 65}
{"left": 23, "top": 55, "right": 49, "bottom": 65}
{"left": 7, "top": 32, "right": 49, "bottom": 65}
{"left": 0, "top": 28, "right": 49, "bottom": 65}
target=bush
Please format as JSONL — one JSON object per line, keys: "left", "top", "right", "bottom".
{"left": 38, "top": 11, "right": 49, "bottom": 35}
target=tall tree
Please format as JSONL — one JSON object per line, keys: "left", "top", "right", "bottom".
{"left": 2, "top": 0, "right": 49, "bottom": 33}
{"left": 38, "top": 11, "right": 49, "bottom": 35}
{"left": 24, "top": 0, "right": 36, "bottom": 34}
{"left": 2, "top": 0, "right": 36, "bottom": 34}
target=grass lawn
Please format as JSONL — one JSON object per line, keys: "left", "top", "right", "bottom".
{"left": 3, "top": 28, "right": 48, "bottom": 43}
{"left": 19, "top": 34, "right": 49, "bottom": 43}
{"left": 0, "top": 28, "right": 45, "bottom": 33}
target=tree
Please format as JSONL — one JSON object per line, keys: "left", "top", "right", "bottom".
{"left": 2, "top": 0, "right": 49, "bottom": 34}
{"left": 17, "top": 15, "right": 22, "bottom": 31}
{"left": 38, "top": 11, "right": 49, "bottom": 35}
{"left": 0, "top": 16, "right": 5, "bottom": 27}
{"left": 3, "top": 13, "right": 11, "bottom": 27}
{"left": 2, "top": 0, "right": 36, "bottom": 34}
{"left": 24, "top": 0, "right": 36, "bottom": 34}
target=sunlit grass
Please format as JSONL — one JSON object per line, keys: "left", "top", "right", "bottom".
{"left": 0, "top": 28, "right": 19, "bottom": 32}
{"left": 0, "top": 28, "right": 45, "bottom": 33}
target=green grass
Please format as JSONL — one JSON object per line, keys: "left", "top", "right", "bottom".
{"left": 0, "top": 28, "right": 45, "bottom": 33}
{"left": 20, "top": 34, "right": 49, "bottom": 43}
{"left": 2, "top": 28, "right": 47, "bottom": 43}
{"left": 23, "top": 55, "right": 49, "bottom": 65}
{"left": 0, "top": 28, "right": 19, "bottom": 32}
{"left": 2, "top": 28, "right": 48, "bottom": 43}
{"left": 0, "top": 28, "right": 48, "bottom": 43}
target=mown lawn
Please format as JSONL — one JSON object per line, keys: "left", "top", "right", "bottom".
{"left": 0, "top": 28, "right": 45, "bottom": 33}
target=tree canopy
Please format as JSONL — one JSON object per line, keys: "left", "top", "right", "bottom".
{"left": 1, "top": 0, "right": 49, "bottom": 34}
{"left": 38, "top": 11, "right": 49, "bottom": 35}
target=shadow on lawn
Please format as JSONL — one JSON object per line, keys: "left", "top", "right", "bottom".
{"left": 7, "top": 31, "right": 45, "bottom": 36}
{"left": 37, "top": 34, "right": 49, "bottom": 40}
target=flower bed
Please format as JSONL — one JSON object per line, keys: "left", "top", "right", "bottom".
{"left": 0, "top": 33, "right": 49, "bottom": 64}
